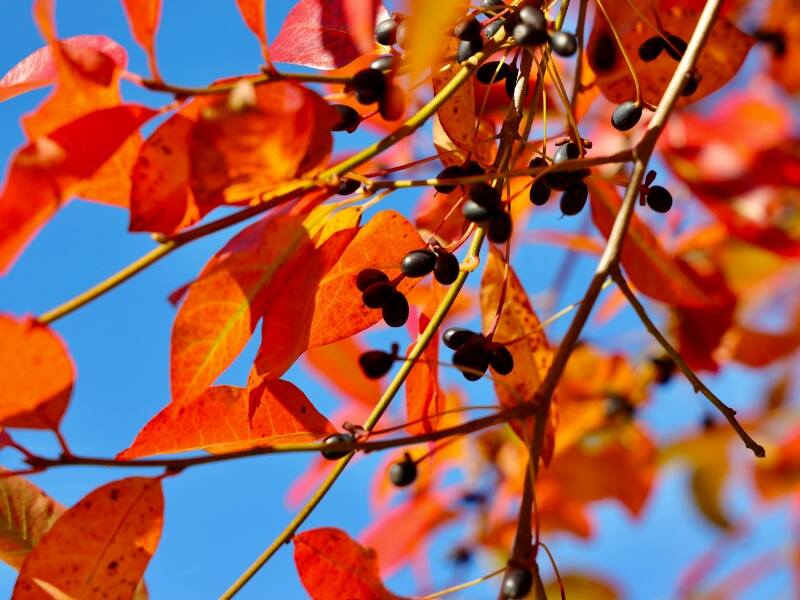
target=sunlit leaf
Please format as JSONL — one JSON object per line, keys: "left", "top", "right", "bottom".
{"left": 120, "top": 0, "right": 161, "bottom": 76}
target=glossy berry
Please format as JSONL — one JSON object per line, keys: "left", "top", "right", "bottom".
{"left": 463, "top": 199, "right": 493, "bottom": 223}
{"left": 453, "top": 337, "right": 490, "bottom": 381}
{"left": 389, "top": 455, "right": 417, "bottom": 487}
{"left": 645, "top": 185, "right": 673, "bottom": 213}
{"left": 664, "top": 34, "right": 688, "bottom": 61}
{"left": 337, "top": 178, "right": 361, "bottom": 195}
{"left": 501, "top": 566, "right": 533, "bottom": 599}
{"left": 638, "top": 36, "right": 664, "bottom": 62}
{"left": 331, "top": 104, "right": 360, "bottom": 133}
{"left": 401, "top": 249, "right": 437, "bottom": 277}
{"left": 553, "top": 141, "right": 581, "bottom": 163}
{"left": 434, "top": 251, "right": 460, "bottom": 285}
{"left": 487, "top": 210, "right": 513, "bottom": 244}
{"left": 611, "top": 101, "right": 643, "bottom": 131}
{"left": 481, "top": 0, "right": 506, "bottom": 9}
{"left": 454, "top": 17, "right": 482, "bottom": 41}
{"left": 476, "top": 61, "right": 510, "bottom": 84}
{"left": 435, "top": 165, "right": 466, "bottom": 193}
{"left": 550, "top": 30, "right": 578, "bottom": 57}
{"left": 362, "top": 281, "right": 395, "bottom": 308}
{"left": 443, "top": 327, "right": 479, "bottom": 350}
{"left": 513, "top": 22, "right": 548, "bottom": 46}
{"left": 529, "top": 156, "right": 547, "bottom": 169}
{"left": 488, "top": 343, "right": 514, "bottom": 375}
{"left": 457, "top": 38, "right": 484, "bottom": 62}
{"left": 370, "top": 54, "right": 396, "bottom": 71}
{"left": 382, "top": 291, "right": 409, "bottom": 327}
{"left": 519, "top": 5, "right": 547, "bottom": 30}
{"left": 358, "top": 346, "right": 397, "bottom": 379}
{"left": 355, "top": 268, "right": 388, "bottom": 291}
{"left": 375, "top": 19, "right": 398, "bottom": 46}
{"left": 464, "top": 161, "right": 486, "bottom": 176}
{"left": 321, "top": 433, "right": 354, "bottom": 460}
{"left": 681, "top": 72, "right": 701, "bottom": 97}
{"left": 483, "top": 19, "right": 504, "bottom": 38}
{"left": 504, "top": 65, "right": 519, "bottom": 100}
{"left": 469, "top": 182, "right": 501, "bottom": 210}
{"left": 529, "top": 180, "right": 551, "bottom": 206}
{"left": 352, "top": 68, "right": 386, "bottom": 105}
{"left": 560, "top": 182, "right": 588, "bottom": 216}
{"left": 591, "top": 32, "right": 618, "bottom": 72}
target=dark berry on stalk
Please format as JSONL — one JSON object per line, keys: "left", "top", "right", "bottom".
{"left": 457, "top": 38, "right": 484, "bottom": 62}
{"left": 463, "top": 199, "right": 493, "bottom": 223}
{"left": 530, "top": 180, "right": 551, "bottom": 205}
{"left": 355, "top": 268, "right": 388, "bottom": 291}
{"left": 681, "top": 72, "right": 701, "bottom": 97}
{"left": 435, "top": 165, "right": 467, "bottom": 193}
{"left": 337, "top": 178, "right": 361, "bottom": 195}
{"left": 469, "top": 181, "right": 501, "bottom": 209}
{"left": 379, "top": 83, "right": 405, "bottom": 120}
{"left": 488, "top": 343, "right": 514, "bottom": 374}
{"left": 651, "top": 355, "right": 676, "bottom": 385}
{"left": 644, "top": 169, "right": 657, "bottom": 186}
{"left": 359, "top": 347, "right": 396, "bottom": 379}
{"left": 453, "top": 337, "right": 490, "bottom": 381}
{"left": 501, "top": 566, "right": 533, "bottom": 599}
{"left": 550, "top": 30, "right": 578, "bottom": 57}
{"left": 553, "top": 141, "right": 581, "bottom": 163}
{"left": 504, "top": 65, "right": 519, "bottom": 99}
{"left": 382, "top": 291, "right": 409, "bottom": 327}
{"left": 331, "top": 104, "right": 360, "bottom": 133}
{"left": 513, "top": 22, "right": 549, "bottom": 46}
{"left": 645, "top": 185, "right": 673, "bottom": 213}
{"left": 519, "top": 5, "right": 547, "bottom": 30}
{"left": 375, "top": 19, "right": 398, "bottom": 46}
{"left": 476, "top": 61, "right": 510, "bottom": 84}
{"left": 352, "top": 68, "right": 386, "bottom": 105}
{"left": 487, "top": 210, "right": 512, "bottom": 244}
{"left": 483, "top": 19, "right": 505, "bottom": 38}
{"left": 454, "top": 17, "right": 482, "bottom": 41}
{"left": 464, "top": 160, "right": 486, "bottom": 176}
{"left": 664, "top": 34, "right": 688, "bottom": 60}
{"left": 401, "top": 249, "right": 437, "bottom": 277}
{"left": 434, "top": 251, "right": 460, "bottom": 284}
{"left": 481, "top": 0, "right": 506, "bottom": 10}
{"left": 529, "top": 156, "right": 547, "bottom": 169}
{"left": 362, "top": 281, "right": 394, "bottom": 308}
{"left": 370, "top": 54, "right": 396, "bottom": 71}
{"left": 638, "top": 36, "right": 664, "bottom": 62}
{"left": 389, "top": 454, "right": 417, "bottom": 487}
{"left": 321, "top": 433, "right": 354, "bottom": 460}
{"left": 611, "top": 100, "right": 643, "bottom": 131}
{"left": 591, "top": 32, "right": 618, "bottom": 72}
{"left": 443, "top": 327, "right": 478, "bottom": 350}
{"left": 560, "top": 182, "right": 589, "bottom": 216}
{"left": 503, "top": 11, "right": 520, "bottom": 35}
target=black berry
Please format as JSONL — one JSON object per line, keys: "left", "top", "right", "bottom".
{"left": 359, "top": 344, "right": 398, "bottom": 379}
{"left": 550, "top": 30, "right": 578, "bottom": 57}
{"left": 375, "top": 19, "right": 398, "bottom": 46}
{"left": 453, "top": 337, "right": 490, "bottom": 381}
{"left": 488, "top": 343, "right": 514, "bottom": 375}
{"left": 664, "top": 34, "right": 688, "bottom": 61}
{"left": 638, "top": 36, "right": 664, "bottom": 62}
{"left": 553, "top": 141, "right": 581, "bottom": 163}
{"left": 483, "top": 19, "right": 504, "bottom": 38}
{"left": 463, "top": 199, "right": 492, "bottom": 223}
{"left": 476, "top": 61, "right": 511, "bottom": 84}
{"left": 681, "top": 72, "right": 701, "bottom": 97}
{"left": 401, "top": 249, "right": 437, "bottom": 277}
{"left": 519, "top": 6, "right": 547, "bottom": 30}
{"left": 529, "top": 156, "right": 547, "bottom": 169}
{"left": 504, "top": 65, "right": 519, "bottom": 100}
{"left": 560, "top": 182, "right": 588, "bottom": 216}
{"left": 443, "top": 327, "right": 478, "bottom": 350}
{"left": 352, "top": 68, "right": 386, "bottom": 105}
{"left": 487, "top": 210, "right": 513, "bottom": 244}
{"left": 481, "top": 0, "right": 506, "bottom": 10}
{"left": 645, "top": 185, "right": 672, "bottom": 213}
{"left": 435, "top": 165, "right": 466, "bottom": 193}
{"left": 530, "top": 180, "right": 551, "bottom": 205}
{"left": 591, "top": 32, "right": 618, "bottom": 72}
{"left": 337, "top": 178, "right": 361, "bottom": 195}
{"left": 457, "top": 38, "right": 484, "bottom": 62}
{"left": 469, "top": 182, "right": 501, "bottom": 209}
{"left": 331, "top": 104, "right": 360, "bottom": 133}
{"left": 651, "top": 355, "right": 675, "bottom": 385}
{"left": 321, "top": 433, "right": 354, "bottom": 460}
{"left": 389, "top": 454, "right": 417, "bottom": 487}
{"left": 611, "top": 100, "right": 642, "bottom": 131}
{"left": 513, "top": 22, "right": 548, "bottom": 46}
{"left": 454, "top": 17, "right": 482, "bottom": 41}
{"left": 355, "top": 268, "right": 388, "bottom": 291}
{"left": 362, "top": 281, "right": 394, "bottom": 308}
{"left": 501, "top": 566, "right": 533, "bottom": 599}
{"left": 464, "top": 161, "right": 486, "bottom": 176}
{"left": 382, "top": 291, "right": 409, "bottom": 327}
{"left": 370, "top": 54, "right": 396, "bottom": 71}
{"left": 434, "top": 251, "right": 460, "bottom": 284}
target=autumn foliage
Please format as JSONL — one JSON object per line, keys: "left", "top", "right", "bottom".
{"left": 0, "top": 0, "right": 798, "bottom": 598}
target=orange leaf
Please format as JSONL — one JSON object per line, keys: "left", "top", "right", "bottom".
{"left": 0, "top": 104, "right": 156, "bottom": 274}
{"left": 403, "top": 0, "right": 466, "bottom": 81}
{"left": 0, "top": 470, "right": 65, "bottom": 569}
{"left": 405, "top": 300, "right": 442, "bottom": 435}
{"left": 304, "top": 337, "right": 383, "bottom": 410}
{"left": 13, "top": 477, "right": 163, "bottom": 600}
{"left": 235, "top": 0, "right": 269, "bottom": 60}
{"left": 120, "top": 0, "right": 161, "bottom": 77}
{"left": 119, "top": 381, "right": 334, "bottom": 459}
{"left": 294, "top": 528, "right": 403, "bottom": 600}
{"left": 0, "top": 315, "right": 74, "bottom": 430}
{"left": 432, "top": 39, "right": 476, "bottom": 154}
{"left": 342, "top": 0, "right": 381, "bottom": 55}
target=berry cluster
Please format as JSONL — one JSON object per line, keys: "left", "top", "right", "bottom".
{"left": 640, "top": 170, "right": 673, "bottom": 213}
{"left": 443, "top": 327, "right": 514, "bottom": 381}
{"left": 356, "top": 268, "right": 409, "bottom": 327}
{"left": 503, "top": 6, "right": 577, "bottom": 56}
{"left": 434, "top": 160, "right": 485, "bottom": 193}
{"left": 476, "top": 60, "right": 522, "bottom": 100}
{"left": 358, "top": 343, "right": 400, "bottom": 379}
{"left": 462, "top": 183, "right": 513, "bottom": 244}
{"left": 402, "top": 246, "right": 461, "bottom": 285}
{"left": 638, "top": 33, "right": 700, "bottom": 97}
{"left": 528, "top": 141, "right": 590, "bottom": 216}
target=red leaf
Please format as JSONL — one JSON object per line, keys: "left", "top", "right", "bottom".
{"left": 235, "top": 0, "right": 268, "bottom": 57}
{"left": 13, "top": 477, "right": 163, "bottom": 600}
{"left": 0, "top": 105, "right": 156, "bottom": 274}
{"left": 0, "top": 315, "right": 73, "bottom": 430}
{"left": 0, "top": 35, "right": 126, "bottom": 103}
{"left": 120, "top": 0, "right": 161, "bottom": 76}
{"left": 342, "top": 0, "right": 380, "bottom": 55}
{"left": 294, "top": 528, "right": 403, "bottom": 600}
{"left": 271, "top": 0, "right": 376, "bottom": 70}
{"left": 119, "top": 381, "right": 334, "bottom": 459}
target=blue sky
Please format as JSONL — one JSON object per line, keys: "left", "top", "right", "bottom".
{"left": 0, "top": 1, "right": 791, "bottom": 598}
